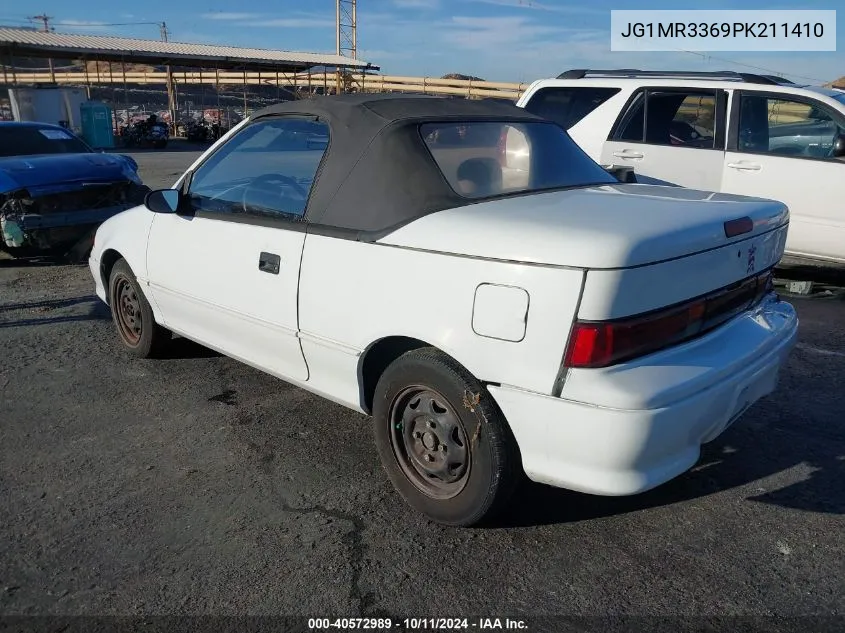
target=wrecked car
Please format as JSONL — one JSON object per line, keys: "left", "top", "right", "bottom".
{"left": 0, "top": 121, "right": 149, "bottom": 260}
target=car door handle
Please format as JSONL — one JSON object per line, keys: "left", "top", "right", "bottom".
{"left": 612, "top": 150, "right": 644, "bottom": 159}
{"left": 726, "top": 162, "right": 762, "bottom": 171}
{"left": 258, "top": 251, "right": 280, "bottom": 275}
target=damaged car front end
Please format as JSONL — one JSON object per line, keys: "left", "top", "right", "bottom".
{"left": 0, "top": 122, "right": 149, "bottom": 260}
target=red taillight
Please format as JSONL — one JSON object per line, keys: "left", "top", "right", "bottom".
{"left": 564, "top": 323, "right": 608, "bottom": 367}
{"left": 564, "top": 270, "right": 774, "bottom": 369}
{"left": 724, "top": 216, "right": 754, "bottom": 238}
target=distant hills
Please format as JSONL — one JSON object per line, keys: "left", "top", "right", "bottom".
{"left": 441, "top": 73, "right": 485, "bottom": 81}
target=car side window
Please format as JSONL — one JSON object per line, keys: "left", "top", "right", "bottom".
{"left": 186, "top": 117, "right": 329, "bottom": 220}
{"left": 737, "top": 95, "right": 845, "bottom": 159}
{"left": 523, "top": 87, "right": 620, "bottom": 129}
{"left": 614, "top": 89, "right": 718, "bottom": 149}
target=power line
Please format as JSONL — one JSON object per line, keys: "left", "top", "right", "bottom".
{"left": 676, "top": 49, "right": 835, "bottom": 84}
{"left": 79, "top": 21, "right": 162, "bottom": 27}
{"left": 12, "top": 16, "right": 170, "bottom": 40}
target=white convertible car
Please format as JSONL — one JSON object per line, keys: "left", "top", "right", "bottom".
{"left": 89, "top": 94, "right": 798, "bottom": 526}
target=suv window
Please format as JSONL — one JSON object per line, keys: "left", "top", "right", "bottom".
{"left": 737, "top": 94, "right": 845, "bottom": 159}
{"left": 420, "top": 120, "right": 615, "bottom": 199}
{"left": 187, "top": 117, "right": 329, "bottom": 219}
{"left": 523, "top": 87, "right": 620, "bottom": 129}
{"left": 615, "top": 90, "right": 718, "bottom": 149}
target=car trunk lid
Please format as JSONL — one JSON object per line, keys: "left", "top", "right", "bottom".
{"left": 378, "top": 183, "right": 788, "bottom": 270}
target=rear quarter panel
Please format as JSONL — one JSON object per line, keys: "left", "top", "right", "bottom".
{"left": 297, "top": 235, "right": 584, "bottom": 409}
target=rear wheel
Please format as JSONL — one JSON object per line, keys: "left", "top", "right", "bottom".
{"left": 372, "top": 347, "right": 521, "bottom": 527}
{"left": 108, "top": 258, "right": 170, "bottom": 358}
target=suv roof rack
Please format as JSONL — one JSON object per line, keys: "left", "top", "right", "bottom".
{"left": 555, "top": 69, "right": 795, "bottom": 86}
{"left": 759, "top": 74, "right": 796, "bottom": 85}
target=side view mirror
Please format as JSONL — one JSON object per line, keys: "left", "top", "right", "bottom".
{"left": 144, "top": 188, "right": 181, "bottom": 213}
{"left": 833, "top": 134, "right": 845, "bottom": 157}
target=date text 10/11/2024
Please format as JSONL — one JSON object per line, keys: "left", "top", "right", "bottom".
{"left": 307, "top": 618, "right": 529, "bottom": 630}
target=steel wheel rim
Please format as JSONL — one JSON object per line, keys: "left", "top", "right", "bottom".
{"left": 114, "top": 276, "right": 142, "bottom": 346}
{"left": 388, "top": 386, "right": 471, "bottom": 499}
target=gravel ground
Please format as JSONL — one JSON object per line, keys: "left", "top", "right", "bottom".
{"left": 1, "top": 143, "right": 844, "bottom": 629}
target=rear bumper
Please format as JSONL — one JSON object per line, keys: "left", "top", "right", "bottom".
{"left": 488, "top": 295, "right": 798, "bottom": 496}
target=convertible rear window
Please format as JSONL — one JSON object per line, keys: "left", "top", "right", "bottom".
{"left": 420, "top": 121, "right": 615, "bottom": 199}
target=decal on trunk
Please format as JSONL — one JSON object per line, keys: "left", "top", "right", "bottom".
{"left": 747, "top": 244, "right": 757, "bottom": 274}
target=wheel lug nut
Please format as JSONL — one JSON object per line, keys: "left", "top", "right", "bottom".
{"left": 440, "top": 445, "right": 447, "bottom": 452}
{"left": 413, "top": 431, "right": 422, "bottom": 439}
{"left": 427, "top": 421, "right": 436, "bottom": 429}
{"left": 424, "top": 454, "right": 434, "bottom": 462}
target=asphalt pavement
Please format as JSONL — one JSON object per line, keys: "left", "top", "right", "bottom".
{"left": 1, "top": 141, "right": 843, "bottom": 630}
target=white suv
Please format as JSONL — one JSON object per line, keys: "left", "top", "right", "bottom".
{"left": 515, "top": 69, "right": 845, "bottom": 269}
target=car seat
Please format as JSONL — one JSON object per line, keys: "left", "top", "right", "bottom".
{"left": 455, "top": 157, "right": 503, "bottom": 197}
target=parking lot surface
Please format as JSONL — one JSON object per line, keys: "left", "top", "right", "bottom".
{"left": 1, "top": 143, "right": 844, "bottom": 625}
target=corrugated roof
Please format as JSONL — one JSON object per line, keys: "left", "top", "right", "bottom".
{"left": 0, "top": 27, "right": 374, "bottom": 70}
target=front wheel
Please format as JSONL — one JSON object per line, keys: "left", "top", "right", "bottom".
{"left": 108, "top": 258, "right": 170, "bottom": 358}
{"left": 372, "top": 347, "right": 521, "bottom": 527}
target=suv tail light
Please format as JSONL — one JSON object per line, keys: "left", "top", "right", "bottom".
{"left": 563, "top": 270, "right": 774, "bottom": 369}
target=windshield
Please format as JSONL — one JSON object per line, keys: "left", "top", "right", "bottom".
{"left": 0, "top": 126, "right": 91, "bottom": 157}
{"left": 420, "top": 120, "right": 616, "bottom": 199}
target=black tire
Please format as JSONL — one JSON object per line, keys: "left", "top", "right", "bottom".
{"left": 108, "top": 258, "right": 170, "bottom": 358}
{"left": 372, "top": 347, "right": 521, "bottom": 527}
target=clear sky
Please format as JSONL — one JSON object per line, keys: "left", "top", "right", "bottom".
{"left": 1, "top": 0, "right": 842, "bottom": 84}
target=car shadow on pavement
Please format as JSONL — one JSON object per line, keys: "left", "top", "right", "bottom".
{"left": 0, "top": 256, "right": 66, "bottom": 268}
{"left": 0, "top": 295, "right": 100, "bottom": 312}
{"left": 0, "top": 294, "right": 111, "bottom": 328}
{"left": 776, "top": 265, "right": 845, "bottom": 287}
{"left": 496, "top": 428, "right": 844, "bottom": 529}
{"left": 157, "top": 335, "right": 222, "bottom": 359}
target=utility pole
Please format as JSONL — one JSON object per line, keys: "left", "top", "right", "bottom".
{"left": 28, "top": 14, "right": 56, "bottom": 80}
{"left": 29, "top": 14, "right": 53, "bottom": 32}
{"left": 160, "top": 21, "right": 176, "bottom": 135}
{"left": 335, "top": 0, "right": 356, "bottom": 94}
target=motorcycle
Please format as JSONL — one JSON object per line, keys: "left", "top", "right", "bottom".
{"left": 121, "top": 120, "right": 169, "bottom": 149}
{"left": 185, "top": 120, "right": 210, "bottom": 142}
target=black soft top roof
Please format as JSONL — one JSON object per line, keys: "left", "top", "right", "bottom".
{"left": 249, "top": 93, "right": 549, "bottom": 239}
